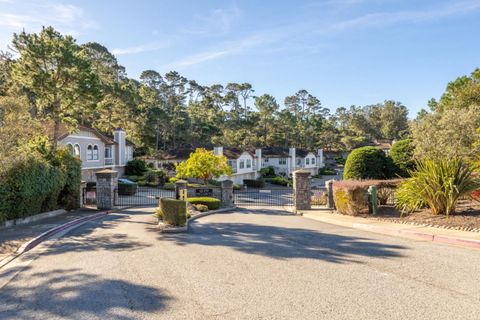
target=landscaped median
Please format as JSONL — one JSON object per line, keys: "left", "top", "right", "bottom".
{"left": 155, "top": 196, "right": 232, "bottom": 233}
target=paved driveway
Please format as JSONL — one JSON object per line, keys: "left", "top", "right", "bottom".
{"left": 1, "top": 207, "right": 480, "bottom": 319}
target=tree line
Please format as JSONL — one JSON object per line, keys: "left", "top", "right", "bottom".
{"left": 0, "top": 26, "right": 410, "bottom": 157}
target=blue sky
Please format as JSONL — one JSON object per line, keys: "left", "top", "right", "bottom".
{"left": 1, "top": 0, "right": 479, "bottom": 116}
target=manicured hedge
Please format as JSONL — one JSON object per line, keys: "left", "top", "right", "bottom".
{"left": 267, "top": 176, "right": 290, "bottom": 186}
{"left": 244, "top": 179, "right": 265, "bottom": 188}
{"left": 344, "top": 146, "right": 392, "bottom": 180}
{"left": 159, "top": 197, "right": 187, "bottom": 226}
{"left": 0, "top": 150, "right": 81, "bottom": 222}
{"left": 118, "top": 182, "right": 137, "bottom": 195}
{"left": 187, "top": 197, "right": 221, "bottom": 210}
{"left": 163, "top": 183, "right": 175, "bottom": 191}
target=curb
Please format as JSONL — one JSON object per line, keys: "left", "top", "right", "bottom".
{"left": 0, "top": 210, "right": 110, "bottom": 270}
{"left": 0, "top": 209, "right": 67, "bottom": 229}
{"left": 302, "top": 213, "right": 480, "bottom": 250}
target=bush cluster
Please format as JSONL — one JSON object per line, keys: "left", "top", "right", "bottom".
{"left": 259, "top": 166, "right": 276, "bottom": 178}
{"left": 267, "top": 176, "right": 290, "bottom": 186}
{"left": 0, "top": 150, "right": 81, "bottom": 222}
{"left": 243, "top": 179, "right": 265, "bottom": 188}
{"left": 158, "top": 197, "right": 187, "bottom": 226}
{"left": 187, "top": 197, "right": 221, "bottom": 210}
{"left": 163, "top": 183, "right": 175, "bottom": 191}
{"left": 344, "top": 146, "right": 396, "bottom": 180}
{"left": 193, "top": 204, "right": 209, "bottom": 212}
{"left": 332, "top": 179, "right": 403, "bottom": 215}
{"left": 125, "top": 159, "right": 148, "bottom": 176}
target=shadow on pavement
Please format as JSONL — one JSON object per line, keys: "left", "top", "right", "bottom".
{"left": 41, "top": 210, "right": 155, "bottom": 257}
{"left": 0, "top": 268, "right": 172, "bottom": 320}
{"left": 161, "top": 210, "right": 408, "bottom": 264}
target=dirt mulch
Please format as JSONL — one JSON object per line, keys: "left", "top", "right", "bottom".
{"left": 354, "top": 200, "right": 480, "bottom": 232}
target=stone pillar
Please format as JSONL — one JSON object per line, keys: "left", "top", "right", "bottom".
{"left": 80, "top": 181, "right": 86, "bottom": 208}
{"left": 95, "top": 169, "right": 118, "bottom": 210}
{"left": 175, "top": 180, "right": 188, "bottom": 200}
{"left": 326, "top": 180, "right": 335, "bottom": 210}
{"left": 293, "top": 170, "right": 311, "bottom": 212}
{"left": 221, "top": 180, "right": 234, "bottom": 207}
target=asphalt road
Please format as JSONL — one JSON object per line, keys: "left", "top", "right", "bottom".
{"left": 1, "top": 207, "right": 480, "bottom": 319}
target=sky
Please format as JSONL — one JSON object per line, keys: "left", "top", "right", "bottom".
{"left": 1, "top": 0, "right": 479, "bottom": 116}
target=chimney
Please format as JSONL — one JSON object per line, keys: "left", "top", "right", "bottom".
{"left": 114, "top": 128, "right": 126, "bottom": 166}
{"left": 255, "top": 148, "right": 262, "bottom": 170}
{"left": 317, "top": 149, "right": 324, "bottom": 167}
{"left": 214, "top": 146, "right": 223, "bottom": 156}
{"left": 289, "top": 147, "right": 296, "bottom": 174}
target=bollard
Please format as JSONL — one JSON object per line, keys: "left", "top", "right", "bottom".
{"left": 367, "top": 185, "right": 378, "bottom": 215}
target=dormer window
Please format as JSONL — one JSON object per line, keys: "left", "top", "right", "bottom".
{"left": 306, "top": 158, "right": 310, "bottom": 165}
{"left": 311, "top": 157, "right": 315, "bottom": 164}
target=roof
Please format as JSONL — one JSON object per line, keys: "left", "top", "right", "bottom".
{"left": 222, "top": 147, "right": 254, "bottom": 159}
{"left": 262, "top": 147, "right": 290, "bottom": 158}
{"left": 295, "top": 148, "right": 315, "bottom": 158}
{"left": 156, "top": 146, "right": 197, "bottom": 160}
{"left": 55, "top": 124, "right": 116, "bottom": 145}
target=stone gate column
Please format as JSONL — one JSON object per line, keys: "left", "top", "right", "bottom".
{"left": 326, "top": 180, "right": 335, "bottom": 210}
{"left": 175, "top": 180, "right": 188, "bottom": 200}
{"left": 221, "top": 180, "right": 234, "bottom": 207}
{"left": 95, "top": 169, "right": 118, "bottom": 210}
{"left": 293, "top": 169, "right": 311, "bottom": 212}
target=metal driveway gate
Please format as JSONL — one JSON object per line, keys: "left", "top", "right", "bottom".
{"left": 114, "top": 186, "right": 174, "bottom": 206}
{"left": 234, "top": 188, "right": 293, "bottom": 207}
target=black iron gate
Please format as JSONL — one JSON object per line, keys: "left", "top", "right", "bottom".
{"left": 114, "top": 186, "right": 174, "bottom": 206}
{"left": 234, "top": 188, "right": 293, "bottom": 206}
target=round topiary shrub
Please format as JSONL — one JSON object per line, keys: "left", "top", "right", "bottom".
{"left": 187, "top": 197, "right": 221, "bottom": 210}
{"left": 389, "top": 139, "right": 415, "bottom": 177}
{"left": 344, "top": 146, "right": 390, "bottom": 180}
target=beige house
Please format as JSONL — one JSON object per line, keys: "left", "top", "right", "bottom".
{"left": 57, "top": 125, "right": 134, "bottom": 181}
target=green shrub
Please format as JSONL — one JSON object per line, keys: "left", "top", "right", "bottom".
{"left": 144, "top": 169, "right": 166, "bottom": 185}
{"left": 193, "top": 204, "right": 209, "bottom": 212}
{"left": 125, "top": 159, "right": 148, "bottom": 176}
{"left": 395, "top": 159, "right": 479, "bottom": 217}
{"left": 244, "top": 179, "right": 265, "bottom": 188}
{"left": 344, "top": 146, "right": 391, "bottom": 180}
{"left": 208, "top": 179, "right": 221, "bottom": 186}
{"left": 389, "top": 139, "right": 415, "bottom": 177}
{"left": 187, "top": 197, "right": 221, "bottom": 210}
{"left": 233, "top": 184, "right": 241, "bottom": 190}
{"left": 158, "top": 198, "right": 187, "bottom": 226}
{"left": 56, "top": 149, "right": 81, "bottom": 210}
{"left": 335, "top": 156, "right": 346, "bottom": 165}
{"left": 163, "top": 183, "right": 175, "bottom": 191}
{"left": 126, "top": 175, "right": 141, "bottom": 182}
{"left": 319, "top": 168, "right": 337, "bottom": 175}
{"left": 332, "top": 180, "right": 370, "bottom": 215}
{"left": 169, "top": 177, "right": 179, "bottom": 183}
{"left": 118, "top": 182, "right": 137, "bottom": 195}
{"left": 311, "top": 191, "right": 327, "bottom": 205}
{"left": 268, "top": 176, "right": 289, "bottom": 186}
{"left": 137, "top": 180, "right": 147, "bottom": 186}
{"left": 260, "top": 166, "right": 276, "bottom": 178}
{"left": 0, "top": 154, "right": 67, "bottom": 222}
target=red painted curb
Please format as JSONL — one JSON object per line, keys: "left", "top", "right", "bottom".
{"left": 18, "top": 210, "right": 110, "bottom": 254}
{"left": 433, "top": 235, "right": 480, "bottom": 249}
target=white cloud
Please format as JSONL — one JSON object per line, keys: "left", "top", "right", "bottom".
{"left": 181, "top": 4, "right": 242, "bottom": 35}
{"left": 112, "top": 41, "right": 171, "bottom": 56}
{"left": 0, "top": 1, "right": 97, "bottom": 48}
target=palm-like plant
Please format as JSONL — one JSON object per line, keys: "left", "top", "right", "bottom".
{"left": 395, "top": 159, "right": 480, "bottom": 218}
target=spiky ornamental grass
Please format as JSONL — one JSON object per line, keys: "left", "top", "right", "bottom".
{"left": 395, "top": 159, "right": 480, "bottom": 218}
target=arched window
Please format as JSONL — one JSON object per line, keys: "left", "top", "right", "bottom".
{"left": 311, "top": 157, "right": 315, "bottom": 164}
{"left": 93, "top": 145, "right": 99, "bottom": 160}
{"left": 87, "top": 145, "right": 93, "bottom": 160}
{"left": 73, "top": 144, "right": 80, "bottom": 158}
{"left": 67, "top": 144, "right": 74, "bottom": 156}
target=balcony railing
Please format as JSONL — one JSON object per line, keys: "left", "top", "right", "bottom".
{"left": 105, "top": 158, "right": 114, "bottom": 166}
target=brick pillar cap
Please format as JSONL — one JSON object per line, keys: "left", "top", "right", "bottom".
{"left": 293, "top": 169, "right": 311, "bottom": 175}
{"left": 175, "top": 179, "right": 188, "bottom": 184}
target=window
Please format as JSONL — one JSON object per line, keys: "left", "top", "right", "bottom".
{"left": 73, "top": 144, "right": 80, "bottom": 157}
{"left": 279, "top": 158, "right": 287, "bottom": 165}
{"left": 105, "top": 147, "right": 111, "bottom": 158}
{"left": 264, "top": 158, "right": 269, "bottom": 163}
{"left": 239, "top": 160, "right": 245, "bottom": 169}
{"left": 67, "top": 144, "right": 74, "bottom": 156}
{"left": 87, "top": 145, "right": 93, "bottom": 160}
{"left": 296, "top": 158, "right": 301, "bottom": 165}
{"left": 246, "top": 159, "right": 251, "bottom": 168}
{"left": 306, "top": 158, "right": 310, "bottom": 165}
{"left": 311, "top": 157, "right": 315, "bottom": 164}
{"left": 93, "top": 145, "right": 99, "bottom": 160}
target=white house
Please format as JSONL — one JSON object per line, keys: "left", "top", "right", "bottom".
{"left": 57, "top": 125, "right": 134, "bottom": 182}
{"left": 213, "top": 147, "right": 258, "bottom": 185}
{"left": 260, "top": 147, "right": 324, "bottom": 177}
